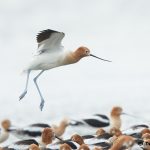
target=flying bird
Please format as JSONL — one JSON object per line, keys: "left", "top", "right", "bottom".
{"left": 19, "top": 29, "right": 111, "bottom": 111}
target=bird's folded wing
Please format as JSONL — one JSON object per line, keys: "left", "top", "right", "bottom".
{"left": 35, "top": 29, "right": 65, "bottom": 55}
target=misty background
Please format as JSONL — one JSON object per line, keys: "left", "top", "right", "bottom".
{"left": 0, "top": 0, "right": 150, "bottom": 128}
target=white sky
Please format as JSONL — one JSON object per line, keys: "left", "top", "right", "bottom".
{"left": 0, "top": 0, "right": 150, "bottom": 124}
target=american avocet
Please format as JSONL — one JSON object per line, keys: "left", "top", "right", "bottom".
{"left": 70, "top": 134, "right": 85, "bottom": 146}
{"left": 51, "top": 118, "right": 69, "bottom": 137}
{"left": 69, "top": 114, "right": 110, "bottom": 128}
{"left": 1, "top": 128, "right": 55, "bottom": 150}
{"left": 68, "top": 114, "right": 110, "bottom": 135}
{"left": 1, "top": 139, "right": 39, "bottom": 150}
{"left": 8, "top": 120, "right": 68, "bottom": 140}
{"left": 40, "top": 127, "right": 55, "bottom": 147}
{"left": 121, "top": 128, "right": 150, "bottom": 147}
{"left": 8, "top": 122, "right": 50, "bottom": 140}
{"left": 52, "top": 132, "right": 110, "bottom": 149}
{"left": 0, "top": 119, "right": 11, "bottom": 143}
{"left": 110, "top": 106, "right": 123, "bottom": 129}
{"left": 71, "top": 134, "right": 107, "bottom": 149}
{"left": 83, "top": 128, "right": 118, "bottom": 148}
{"left": 49, "top": 140, "right": 79, "bottom": 149}
{"left": 19, "top": 29, "right": 111, "bottom": 111}
{"left": 122, "top": 125, "right": 149, "bottom": 139}
{"left": 71, "top": 132, "right": 110, "bottom": 149}
{"left": 112, "top": 135, "right": 145, "bottom": 150}
{"left": 67, "top": 106, "right": 125, "bottom": 135}
{"left": 95, "top": 127, "right": 122, "bottom": 139}
{"left": 47, "top": 134, "right": 81, "bottom": 150}
{"left": 84, "top": 128, "right": 109, "bottom": 146}
{"left": 109, "top": 135, "right": 135, "bottom": 150}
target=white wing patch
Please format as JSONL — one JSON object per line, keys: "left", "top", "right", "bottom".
{"left": 35, "top": 29, "right": 65, "bottom": 55}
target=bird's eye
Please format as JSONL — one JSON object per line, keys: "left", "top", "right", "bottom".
{"left": 86, "top": 50, "right": 89, "bottom": 53}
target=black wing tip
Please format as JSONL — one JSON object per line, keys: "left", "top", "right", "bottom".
{"left": 30, "top": 123, "right": 50, "bottom": 128}
{"left": 36, "top": 29, "right": 65, "bottom": 43}
{"left": 15, "top": 139, "right": 39, "bottom": 146}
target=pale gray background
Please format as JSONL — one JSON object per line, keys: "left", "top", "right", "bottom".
{"left": 0, "top": 0, "right": 150, "bottom": 128}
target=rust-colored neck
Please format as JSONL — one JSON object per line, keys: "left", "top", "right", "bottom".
{"left": 110, "top": 116, "right": 121, "bottom": 129}
{"left": 52, "top": 121, "right": 68, "bottom": 137}
{"left": 63, "top": 52, "right": 79, "bottom": 65}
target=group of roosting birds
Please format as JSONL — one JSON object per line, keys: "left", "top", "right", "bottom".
{"left": 0, "top": 106, "right": 150, "bottom": 150}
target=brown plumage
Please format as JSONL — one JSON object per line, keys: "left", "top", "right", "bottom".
{"left": 110, "top": 135, "right": 135, "bottom": 150}
{"left": 141, "top": 128, "right": 150, "bottom": 136}
{"left": 109, "top": 127, "right": 122, "bottom": 137}
{"left": 52, "top": 118, "right": 69, "bottom": 137}
{"left": 78, "top": 144, "right": 90, "bottom": 150}
{"left": 142, "top": 133, "right": 150, "bottom": 140}
{"left": 41, "top": 128, "right": 54, "bottom": 145}
{"left": 71, "top": 134, "right": 84, "bottom": 145}
{"left": 110, "top": 106, "right": 123, "bottom": 129}
{"left": 29, "top": 144, "right": 40, "bottom": 150}
{"left": 110, "top": 107, "right": 123, "bottom": 117}
{"left": 1, "top": 119, "right": 11, "bottom": 131}
{"left": 60, "top": 143, "right": 72, "bottom": 150}
{"left": 95, "top": 128, "right": 106, "bottom": 137}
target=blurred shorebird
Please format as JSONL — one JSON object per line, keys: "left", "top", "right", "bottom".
{"left": 67, "top": 106, "right": 124, "bottom": 135}
{"left": 8, "top": 118, "right": 68, "bottom": 140}
{"left": 19, "top": 29, "right": 111, "bottom": 110}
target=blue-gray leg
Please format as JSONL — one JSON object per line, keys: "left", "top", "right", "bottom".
{"left": 33, "top": 70, "right": 45, "bottom": 111}
{"left": 19, "top": 70, "right": 30, "bottom": 100}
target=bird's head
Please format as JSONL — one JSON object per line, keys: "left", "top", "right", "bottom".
{"left": 71, "top": 134, "right": 84, "bottom": 145}
{"left": 75, "top": 46, "right": 111, "bottom": 62}
{"left": 29, "top": 144, "right": 40, "bottom": 150}
{"left": 78, "top": 144, "right": 90, "bottom": 150}
{"left": 60, "top": 143, "right": 72, "bottom": 150}
{"left": 41, "top": 128, "right": 55, "bottom": 145}
{"left": 111, "top": 106, "right": 123, "bottom": 117}
{"left": 1, "top": 119, "right": 11, "bottom": 130}
{"left": 110, "top": 127, "right": 122, "bottom": 136}
{"left": 95, "top": 128, "right": 106, "bottom": 137}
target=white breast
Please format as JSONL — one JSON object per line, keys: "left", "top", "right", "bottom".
{"left": 25, "top": 49, "right": 67, "bottom": 71}
{"left": 0, "top": 130, "right": 9, "bottom": 143}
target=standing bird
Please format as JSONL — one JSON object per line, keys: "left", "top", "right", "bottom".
{"left": 19, "top": 29, "right": 111, "bottom": 111}
{"left": 66, "top": 106, "right": 125, "bottom": 135}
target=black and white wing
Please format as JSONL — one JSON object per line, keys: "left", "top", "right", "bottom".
{"left": 3, "top": 139, "right": 39, "bottom": 150}
{"left": 69, "top": 114, "right": 110, "bottom": 128}
{"left": 8, "top": 123, "right": 50, "bottom": 139}
{"left": 36, "top": 29, "right": 65, "bottom": 55}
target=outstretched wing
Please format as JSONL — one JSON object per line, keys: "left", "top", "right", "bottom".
{"left": 36, "top": 29, "right": 65, "bottom": 55}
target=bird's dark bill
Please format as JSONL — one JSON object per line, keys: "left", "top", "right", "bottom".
{"left": 90, "top": 54, "right": 111, "bottom": 62}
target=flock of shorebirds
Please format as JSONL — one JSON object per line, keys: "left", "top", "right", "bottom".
{"left": 4, "top": 29, "right": 147, "bottom": 149}
{"left": 0, "top": 106, "right": 150, "bottom": 150}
